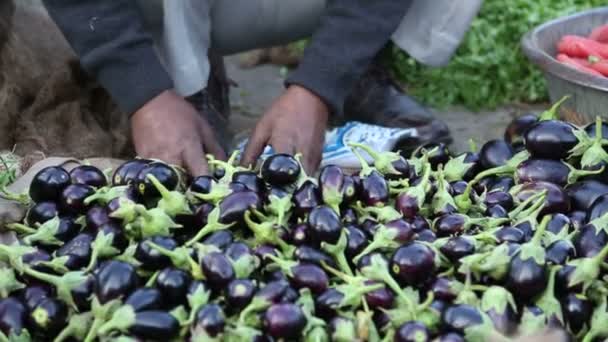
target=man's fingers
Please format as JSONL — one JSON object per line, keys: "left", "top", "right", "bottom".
{"left": 241, "top": 125, "right": 270, "bottom": 168}
{"left": 183, "top": 144, "right": 209, "bottom": 176}
{"left": 199, "top": 122, "right": 227, "bottom": 160}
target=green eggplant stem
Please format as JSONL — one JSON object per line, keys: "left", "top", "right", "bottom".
{"left": 531, "top": 215, "right": 551, "bottom": 246}
{"left": 538, "top": 95, "right": 569, "bottom": 121}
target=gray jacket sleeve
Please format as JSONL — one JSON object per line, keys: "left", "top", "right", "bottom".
{"left": 42, "top": 0, "right": 173, "bottom": 114}
{"left": 286, "top": 0, "right": 412, "bottom": 117}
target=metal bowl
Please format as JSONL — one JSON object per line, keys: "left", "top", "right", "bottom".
{"left": 522, "top": 7, "right": 608, "bottom": 125}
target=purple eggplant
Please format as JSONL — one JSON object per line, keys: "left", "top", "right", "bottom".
{"left": 515, "top": 181, "right": 571, "bottom": 216}
{"left": 200, "top": 252, "right": 235, "bottom": 291}
{"left": 112, "top": 159, "right": 150, "bottom": 186}
{"left": 415, "top": 142, "right": 451, "bottom": 169}
{"left": 479, "top": 139, "right": 514, "bottom": 170}
{"left": 126, "top": 287, "right": 163, "bottom": 312}
{"left": 20, "top": 284, "right": 51, "bottom": 312}
{"left": 315, "top": 289, "right": 344, "bottom": 319}
{"left": 218, "top": 190, "right": 261, "bottom": 224}
{"left": 484, "top": 190, "right": 513, "bottom": 210}
{"left": 481, "top": 286, "right": 517, "bottom": 335}
{"left": 345, "top": 225, "right": 369, "bottom": 260}
{"left": 440, "top": 236, "right": 476, "bottom": 263}
{"left": 567, "top": 180, "right": 608, "bottom": 212}
{"left": 232, "top": 171, "right": 265, "bottom": 194}
{"left": 55, "top": 233, "right": 93, "bottom": 270}
{"left": 319, "top": 165, "right": 345, "bottom": 214}
{"left": 547, "top": 213, "right": 571, "bottom": 234}
{"left": 308, "top": 205, "right": 342, "bottom": 244}
{"left": 495, "top": 226, "right": 525, "bottom": 244}
{"left": 193, "top": 304, "right": 225, "bottom": 337}
{"left": 0, "top": 297, "right": 27, "bottom": 337}
{"left": 226, "top": 279, "right": 256, "bottom": 311}
{"left": 261, "top": 154, "right": 301, "bottom": 186}
{"left": 156, "top": 267, "right": 191, "bottom": 308}
{"left": 395, "top": 321, "right": 430, "bottom": 342}
{"left": 505, "top": 113, "right": 538, "bottom": 145}
{"left": 28, "top": 297, "right": 67, "bottom": 337}
{"left": 59, "top": 184, "right": 95, "bottom": 215}
{"left": 517, "top": 159, "right": 600, "bottom": 186}
{"left": 524, "top": 120, "right": 577, "bottom": 160}
{"left": 292, "top": 180, "right": 321, "bottom": 216}
{"left": 486, "top": 204, "right": 508, "bottom": 218}
{"left": 135, "top": 236, "right": 177, "bottom": 271}
{"left": 189, "top": 175, "right": 214, "bottom": 195}
{"left": 561, "top": 293, "right": 592, "bottom": 334}
{"left": 94, "top": 260, "right": 138, "bottom": 303}
{"left": 357, "top": 170, "right": 389, "bottom": 207}
{"left": 85, "top": 205, "right": 113, "bottom": 231}
{"left": 29, "top": 166, "right": 71, "bottom": 203}
{"left": 430, "top": 277, "right": 457, "bottom": 302}
{"left": 364, "top": 281, "right": 394, "bottom": 310}
{"left": 546, "top": 240, "right": 576, "bottom": 265}
{"left": 294, "top": 246, "right": 336, "bottom": 269}
{"left": 263, "top": 303, "right": 306, "bottom": 340}
{"left": 26, "top": 201, "right": 59, "bottom": 226}
{"left": 71, "top": 275, "right": 95, "bottom": 312}
{"left": 391, "top": 242, "right": 436, "bottom": 287}
{"left": 135, "top": 162, "right": 179, "bottom": 199}
{"left": 69, "top": 165, "right": 107, "bottom": 188}
{"left": 442, "top": 304, "right": 484, "bottom": 333}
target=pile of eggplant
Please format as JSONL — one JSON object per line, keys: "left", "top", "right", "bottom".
{"left": 3, "top": 101, "right": 608, "bottom": 341}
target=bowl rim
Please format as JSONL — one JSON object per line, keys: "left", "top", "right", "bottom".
{"left": 521, "top": 6, "right": 608, "bottom": 92}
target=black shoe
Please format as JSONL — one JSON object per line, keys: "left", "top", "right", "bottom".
{"left": 344, "top": 63, "right": 452, "bottom": 147}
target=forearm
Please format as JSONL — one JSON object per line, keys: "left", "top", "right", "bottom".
{"left": 43, "top": 0, "right": 173, "bottom": 114}
{"left": 286, "top": 0, "right": 412, "bottom": 116}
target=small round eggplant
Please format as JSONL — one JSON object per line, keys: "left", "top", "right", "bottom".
{"left": 573, "top": 224, "right": 607, "bottom": 258}
{"left": 430, "top": 277, "right": 457, "bottom": 302}
{"left": 416, "top": 142, "right": 450, "bottom": 169}
{"left": 569, "top": 210, "right": 587, "bottom": 230}
{"left": 391, "top": 242, "right": 436, "bottom": 286}
{"left": 126, "top": 287, "right": 164, "bottom": 312}
{"left": 225, "top": 242, "right": 253, "bottom": 261}
{"left": 440, "top": 237, "right": 475, "bottom": 263}
{"left": 546, "top": 240, "right": 576, "bottom": 265}
{"left": 135, "top": 162, "right": 179, "bottom": 199}
{"left": 294, "top": 246, "right": 336, "bottom": 269}
{"left": 438, "top": 332, "right": 466, "bottom": 342}
{"left": 29, "top": 297, "right": 67, "bottom": 336}
{"left": 505, "top": 114, "right": 538, "bottom": 145}
{"left": 200, "top": 252, "right": 235, "bottom": 291}
{"left": 203, "top": 230, "right": 234, "bottom": 250}
{"left": 135, "top": 236, "right": 178, "bottom": 271}
{"left": 0, "top": 297, "right": 27, "bottom": 336}
{"left": 71, "top": 275, "right": 95, "bottom": 312}
{"left": 547, "top": 213, "right": 571, "bottom": 234}
{"left": 345, "top": 225, "right": 369, "bottom": 260}
{"left": 22, "top": 249, "right": 51, "bottom": 272}
{"left": 515, "top": 181, "right": 571, "bottom": 216}
{"left": 567, "top": 180, "right": 608, "bottom": 212}
{"left": 289, "top": 264, "right": 329, "bottom": 294}
{"left": 479, "top": 139, "right": 514, "bottom": 170}
{"left": 516, "top": 159, "right": 571, "bottom": 186}
{"left": 29, "top": 166, "right": 71, "bottom": 203}
{"left": 218, "top": 190, "right": 261, "bottom": 224}
{"left": 416, "top": 229, "right": 437, "bottom": 243}
{"left": 95, "top": 260, "right": 138, "bottom": 303}
{"left": 20, "top": 285, "right": 51, "bottom": 312}
{"left": 194, "top": 304, "right": 225, "bottom": 337}
{"left": 490, "top": 176, "right": 515, "bottom": 193}
{"left": 55, "top": 233, "right": 93, "bottom": 270}
{"left": 442, "top": 304, "right": 484, "bottom": 333}
{"left": 486, "top": 205, "right": 508, "bottom": 218}
{"left": 308, "top": 205, "right": 342, "bottom": 244}
{"left": 70, "top": 165, "right": 107, "bottom": 188}
{"left": 261, "top": 154, "right": 301, "bottom": 186}
{"left": 364, "top": 281, "right": 394, "bottom": 310}
{"left": 561, "top": 293, "right": 592, "bottom": 334}
{"left": 359, "top": 171, "right": 389, "bottom": 206}
{"left": 315, "top": 289, "right": 344, "bottom": 319}
{"left": 54, "top": 216, "right": 81, "bottom": 244}
{"left": 112, "top": 159, "right": 151, "bottom": 186}
{"left": 484, "top": 191, "right": 514, "bottom": 210}
{"left": 189, "top": 175, "right": 214, "bottom": 194}
{"left": 450, "top": 181, "right": 468, "bottom": 197}
{"left": 589, "top": 193, "right": 608, "bottom": 221}
{"left": 226, "top": 279, "right": 256, "bottom": 311}
{"left": 506, "top": 255, "right": 546, "bottom": 302}
{"left": 524, "top": 120, "right": 577, "bottom": 160}
{"left": 434, "top": 214, "right": 466, "bottom": 237}
{"left": 26, "top": 201, "right": 59, "bottom": 226}
{"left": 494, "top": 227, "right": 525, "bottom": 244}
{"left": 156, "top": 268, "right": 191, "bottom": 308}
{"left": 290, "top": 223, "right": 313, "bottom": 246}
{"left": 395, "top": 321, "right": 430, "bottom": 342}
{"left": 85, "top": 205, "right": 113, "bottom": 231}
{"left": 129, "top": 311, "right": 179, "bottom": 340}
{"left": 341, "top": 175, "right": 358, "bottom": 205}
{"left": 292, "top": 180, "right": 321, "bottom": 217}
{"left": 232, "top": 171, "right": 265, "bottom": 194}
{"left": 263, "top": 303, "right": 306, "bottom": 340}
{"left": 59, "top": 184, "right": 95, "bottom": 215}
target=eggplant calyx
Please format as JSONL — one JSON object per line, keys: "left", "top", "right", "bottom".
{"left": 114, "top": 245, "right": 141, "bottom": 267}
{"left": 5, "top": 222, "right": 36, "bottom": 235}
{"left": 567, "top": 242, "right": 608, "bottom": 293}
{"left": 0, "top": 268, "right": 24, "bottom": 298}
{"left": 147, "top": 174, "right": 191, "bottom": 217}
{"left": 0, "top": 186, "right": 30, "bottom": 205}
{"left": 508, "top": 190, "right": 546, "bottom": 223}
{"left": 266, "top": 194, "right": 292, "bottom": 227}
{"left": 534, "top": 266, "right": 563, "bottom": 325}
{"left": 352, "top": 225, "right": 399, "bottom": 264}
{"left": 146, "top": 242, "right": 193, "bottom": 272}
{"left": 321, "top": 231, "right": 353, "bottom": 276}
{"left": 432, "top": 166, "right": 457, "bottom": 215}
{"left": 454, "top": 272, "right": 480, "bottom": 307}
{"left": 444, "top": 154, "right": 475, "bottom": 183}
{"left": 37, "top": 256, "right": 70, "bottom": 275}
{"left": 22, "top": 267, "right": 88, "bottom": 310}
{"left": 589, "top": 211, "right": 608, "bottom": 236}
{"left": 582, "top": 297, "right": 608, "bottom": 342}
{"left": 237, "top": 296, "right": 271, "bottom": 326}
{"left": 565, "top": 162, "right": 605, "bottom": 185}
{"left": 97, "top": 305, "right": 136, "bottom": 336}
{"left": 353, "top": 201, "right": 402, "bottom": 224}
{"left": 84, "top": 185, "right": 128, "bottom": 205}
{"left": 243, "top": 211, "right": 290, "bottom": 254}
{"left": 463, "top": 314, "right": 502, "bottom": 342}
{"left": 518, "top": 215, "right": 551, "bottom": 265}
{"left": 20, "top": 216, "right": 63, "bottom": 246}
{"left": 360, "top": 254, "right": 415, "bottom": 312}
{"left": 185, "top": 207, "right": 234, "bottom": 247}
{"left": 230, "top": 253, "right": 260, "bottom": 279}
{"left": 208, "top": 151, "right": 245, "bottom": 183}
{"left": 134, "top": 207, "right": 182, "bottom": 239}
{"left": 224, "top": 325, "right": 262, "bottom": 342}
{"left": 538, "top": 96, "right": 569, "bottom": 121}
{"left": 109, "top": 198, "right": 140, "bottom": 224}
{"left": 349, "top": 142, "right": 403, "bottom": 177}
{"left": 54, "top": 312, "right": 93, "bottom": 342}
{"left": 480, "top": 286, "right": 517, "bottom": 316}
{"left": 186, "top": 284, "right": 211, "bottom": 326}
{"left": 349, "top": 143, "right": 376, "bottom": 178}
{"left": 85, "top": 230, "right": 120, "bottom": 272}
{"left": 0, "top": 243, "right": 36, "bottom": 272}
{"left": 193, "top": 181, "right": 230, "bottom": 205}
{"left": 264, "top": 253, "right": 297, "bottom": 277}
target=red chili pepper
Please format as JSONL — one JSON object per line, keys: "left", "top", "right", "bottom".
{"left": 557, "top": 35, "right": 608, "bottom": 59}
{"left": 589, "top": 24, "right": 608, "bottom": 43}
{"left": 556, "top": 54, "right": 604, "bottom": 77}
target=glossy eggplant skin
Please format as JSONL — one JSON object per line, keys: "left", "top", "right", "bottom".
{"left": 505, "top": 114, "right": 538, "bottom": 145}
{"left": 135, "top": 162, "right": 179, "bottom": 199}
{"left": 391, "top": 242, "right": 436, "bottom": 287}
{"left": 395, "top": 321, "right": 430, "bottom": 342}
{"left": 315, "top": 289, "right": 344, "bottom": 319}
{"left": 515, "top": 181, "right": 571, "bottom": 216}
{"left": 263, "top": 303, "right": 306, "bottom": 340}
{"left": 442, "top": 304, "right": 483, "bottom": 333}
{"left": 20, "top": 285, "right": 51, "bottom": 312}
{"left": 261, "top": 154, "right": 301, "bottom": 186}
{"left": 156, "top": 268, "right": 191, "bottom": 308}
{"left": 218, "top": 190, "right": 261, "bottom": 224}
{"left": 573, "top": 224, "right": 607, "bottom": 258}
{"left": 94, "top": 260, "right": 138, "bottom": 304}
{"left": 308, "top": 205, "right": 342, "bottom": 244}
{"left": 232, "top": 171, "right": 265, "bottom": 194}
{"left": 135, "top": 236, "right": 178, "bottom": 271}
{"left": 567, "top": 180, "right": 608, "bottom": 212}
{"left": 516, "top": 159, "right": 570, "bottom": 186}
{"left": 126, "top": 287, "right": 164, "bottom": 312}
{"left": 69, "top": 165, "right": 107, "bottom": 188}
{"left": 26, "top": 201, "right": 59, "bottom": 226}
{"left": 479, "top": 140, "right": 514, "bottom": 170}
{"left": 29, "top": 166, "right": 71, "bottom": 203}
{"left": 28, "top": 297, "right": 67, "bottom": 336}
{"left": 416, "top": 142, "right": 450, "bottom": 169}
{"left": 129, "top": 311, "right": 179, "bottom": 340}
{"left": 194, "top": 304, "right": 226, "bottom": 337}
{"left": 226, "top": 279, "right": 256, "bottom": 312}
{"left": 484, "top": 191, "right": 513, "bottom": 211}
{"left": 561, "top": 293, "right": 592, "bottom": 334}
{"left": 0, "top": 297, "right": 27, "bottom": 337}
{"left": 589, "top": 193, "right": 608, "bottom": 221}
{"left": 292, "top": 180, "right": 321, "bottom": 216}
{"left": 112, "top": 159, "right": 151, "bottom": 186}
{"left": 200, "top": 252, "right": 235, "bottom": 291}
{"left": 189, "top": 175, "right": 214, "bottom": 195}
{"left": 506, "top": 255, "right": 546, "bottom": 302}
{"left": 524, "top": 120, "right": 577, "bottom": 160}
{"left": 359, "top": 171, "right": 389, "bottom": 206}
{"left": 71, "top": 275, "right": 95, "bottom": 312}
{"left": 60, "top": 184, "right": 95, "bottom": 215}
{"left": 294, "top": 246, "right": 336, "bottom": 269}
{"left": 55, "top": 233, "right": 94, "bottom": 270}
{"left": 440, "top": 237, "right": 475, "bottom": 263}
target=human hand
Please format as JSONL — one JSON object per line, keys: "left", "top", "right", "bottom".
{"left": 242, "top": 85, "right": 329, "bottom": 174}
{"left": 131, "top": 90, "right": 226, "bottom": 176}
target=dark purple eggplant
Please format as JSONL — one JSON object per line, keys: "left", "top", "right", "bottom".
{"left": 494, "top": 227, "right": 525, "bottom": 244}
{"left": 573, "top": 222, "right": 607, "bottom": 258}
{"left": 200, "top": 252, "right": 235, "bottom": 291}
{"left": 20, "top": 284, "right": 51, "bottom": 312}
{"left": 261, "top": 154, "right": 301, "bottom": 186}
{"left": 358, "top": 170, "right": 389, "bottom": 206}
{"left": 430, "top": 277, "right": 457, "bottom": 302}
{"left": 203, "top": 230, "right": 234, "bottom": 250}
{"left": 505, "top": 113, "right": 538, "bottom": 145}
{"left": 156, "top": 267, "right": 191, "bottom": 308}
{"left": 442, "top": 304, "right": 484, "bottom": 333}
{"left": 450, "top": 181, "right": 468, "bottom": 197}
{"left": 484, "top": 190, "right": 513, "bottom": 210}
{"left": 69, "top": 165, "right": 107, "bottom": 188}
{"left": 225, "top": 242, "right": 252, "bottom": 261}
{"left": 340, "top": 175, "right": 358, "bottom": 205}
{"left": 70, "top": 275, "right": 95, "bottom": 312}
{"left": 194, "top": 304, "right": 225, "bottom": 337}
{"left": 112, "top": 159, "right": 151, "bottom": 186}
{"left": 29, "top": 166, "right": 71, "bottom": 203}
{"left": 416, "top": 229, "right": 437, "bottom": 243}
{"left": 354, "top": 219, "right": 414, "bottom": 261}
{"left": 415, "top": 142, "right": 451, "bottom": 169}
{"left": 315, "top": 289, "right": 344, "bottom": 319}
{"left": 263, "top": 303, "right": 306, "bottom": 340}
{"left": 232, "top": 171, "right": 265, "bottom": 193}
{"left": 135, "top": 162, "right": 179, "bottom": 199}
{"left": 29, "top": 297, "right": 67, "bottom": 336}
{"left": 396, "top": 193, "right": 420, "bottom": 219}
{"left": 85, "top": 205, "right": 113, "bottom": 231}
{"left": 391, "top": 242, "right": 436, "bottom": 287}
{"left": 290, "top": 223, "right": 313, "bottom": 246}
{"left": 364, "top": 281, "right": 394, "bottom": 310}
{"left": 569, "top": 210, "right": 587, "bottom": 230}
{"left": 490, "top": 176, "right": 515, "bottom": 192}
{"left": 567, "top": 180, "right": 608, "bottom": 212}
{"left": 126, "top": 287, "right": 163, "bottom": 312}
{"left": 189, "top": 175, "right": 214, "bottom": 195}
{"left": 515, "top": 181, "right": 570, "bottom": 215}
{"left": 589, "top": 193, "right": 608, "bottom": 221}
{"left": 22, "top": 249, "right": 51, "bottom": 272}
{"left": 135, "top": 236, "right": 177, "bottom": 271}
{"left": 440, "top": 236, "right": 475, "bottom": 263}
{"left": 127, "top": 311, "right": 179, "bottom": 340}
{"left": 395, "top": 321, "right": 430, "bottom": 342}
{"left": 218, "top": 190, "right": 261, "bottom": 224}
{"left": 546, "top": 240, "right": 575, "bottom": 265}
{"left": 480, "top": 286, "right": 517, "bottom": 335}
{"left": 486, "top": 205, "right": 508, "bottom": 218}
{"left": 345, "top": 225, "right": 369, "bottom": 260}
{"left": 59, "top": 184, "right": 95, "bottom": 215}
{"left": 561, "top": 293, "right": 592, "bottom": 334}
{"left": 294, "top": 246, "right": 336, "bottom": 269}
{"left": 226, "top": 279, "right": 255, "bottom": 311}
{"left": 0, "top": 297, "right": 27, "bottom": 337}
{"left": 547, "top": 213, "right": 571, "bottom": 235}
{"left": 55, "top": 233, "right": 93, "bottom": 270}
{"left": 524, "top": 120, "right": 577, "bottom": 160}
{"left": 479, "top": 139, "right": 514, "bottom": 170}
{"left": 292, "top": 180, "right": 321, "bottom": 217}
{"left": 308, "top": 205, "right": 342, "bottom": 244}
{"left": 288, "top": 264, "right": 329, "bottom": 294}
{"left": 506, "top": 256, "right": 546, "bottom": 303}
{"left": 94, "top": 260, "right": 138, "bottom": 303}
{"left": 438, "top": 333, "right": 466, "bottom": 342}
{"left": 319, "top": 165, "right": 345, "bottom": 214}
{"left": 26, "top": 201, "right": 59, "bottom": 226}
